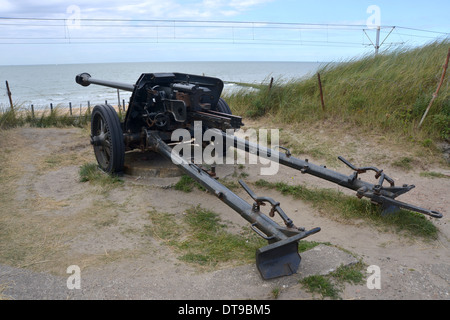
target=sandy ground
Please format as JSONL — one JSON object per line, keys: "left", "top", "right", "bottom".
{"left": 0, "top": 124, "right": 449, "bottom": 301}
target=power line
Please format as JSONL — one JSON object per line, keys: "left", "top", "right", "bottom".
{"left": 0, "top": 40, "right": 367, "bottom": 48}
{"left": 0, "top": 22, "right": 373, "bottom": 32}
{"left": 0, "top": 16, "right": 382, "bottom": 27}
{"left": 395, "top": 26, "right": 449, "bottom": 35}
{"left": 0, "top": 16, "right": 447, "bottom": 51}
{"left": 0, "top": 16, "right": 448, "bottom": 34}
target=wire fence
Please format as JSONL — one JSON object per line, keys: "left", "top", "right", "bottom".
{"left": 0, "top": 97, "right": 129, "bottom": 129}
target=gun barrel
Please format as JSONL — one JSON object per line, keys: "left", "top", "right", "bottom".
{"left": 75, "top": 73, "right": 135, "bottom": 92}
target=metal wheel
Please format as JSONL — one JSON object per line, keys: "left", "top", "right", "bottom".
{"left": 90, "top": 104, "right": 125, "bottom": 173}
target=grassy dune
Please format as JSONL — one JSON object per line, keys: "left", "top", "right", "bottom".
{"left": 226, "top": 40, "right": 449, "bottom": 143}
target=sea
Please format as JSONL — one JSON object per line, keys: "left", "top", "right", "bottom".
{"left": 0, "top": 61, "right": 325, "bottom": 110}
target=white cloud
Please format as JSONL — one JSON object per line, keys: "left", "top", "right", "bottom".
{"left": 229, "top": 0, "right": 273, "bottom": 11}
{"left": 0, "top": 0, "right": 274, "bottom": 20}
{"left": 0, "top": 0, "right": 15, "bottom": 12}
{"left": 116, "top": 0, "right": 177, "bottom": 17}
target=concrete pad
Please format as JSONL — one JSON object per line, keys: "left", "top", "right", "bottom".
{"left": 0, "top": 264, "right": 82, "bottom": 300}
{"left": 123, "top": 151, "right": 239, "bottom": 186}
{"left": 297, "top": 244, "right": 359, "bottom": 278}
{"left": 123, "top": 150, "right": 183, "bottom": 178}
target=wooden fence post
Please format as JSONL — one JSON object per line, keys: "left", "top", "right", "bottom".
{"left": 418, "top": 47, "right": 450, "bottom": 128}
{"left": 5, "top": 81, "right": 13, "bottom": 110}
{"left": 317, "top": 73, "right": 326, "bottom": 112}
{"left": 117, "top": 89, "right": 121, "bottom": 109}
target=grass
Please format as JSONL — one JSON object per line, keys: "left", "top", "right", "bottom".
{"left": 300, "top": 275, "right": 341, "bottom": 299}
{"left": 225, "top": 40, "right": 450, "bottom": 144}
{"left": 147, "top": 206, "right": 267, "bottom": 269}
{"left": 147, "top": 205, "right": 328, "bottom": 274}
{"left": 299, "top": 261, "right": 366, "bottom": 300}
{"left": 271, "top": 287, "right": 280, "bottom": 299}
{"left": 79, "top": 162, "right": 123, "bottom": 188}
{"left": 298, "top": 241, "right": 324, "bottom": 253}
{"left": 173, "top": 175, "right": 205, "bottom": 192}
{"left": 0, "top": 104, "right": 91, "bottom": 129}
{"left": 174, "top": 174, "right": 241, "bottom": 193}
{"left": 254, "top": 179, "right": 439, "bottom": 240}
{"left": 392, "top": 156, "right": 414, "bottom": 170}
{"left": 331, "top": 261, "right": 366, "bottom": 285}
{"left": 420, "top": 171, "right": 450, "bottom": 179}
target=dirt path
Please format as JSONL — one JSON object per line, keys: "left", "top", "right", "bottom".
{"left": 0, "top": 125, "right": 449, "bottom": 300}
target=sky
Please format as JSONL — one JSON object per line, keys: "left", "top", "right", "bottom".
{"left": 0, "top": 0, "right": 449, "bottom": 65}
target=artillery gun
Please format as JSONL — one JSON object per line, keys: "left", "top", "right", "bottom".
{"left": 76, "top": 72, "right": 442, "bottom": 280}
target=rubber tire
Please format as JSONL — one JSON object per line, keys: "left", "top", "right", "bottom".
{"left": 211, "top": 98, "right": 233, "bottom": 157}
{"left": 215, "top": 97, "right": 232, "bottom": 115}
{"left": 91, "top": 104, "right": 125, "bottom": 173}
